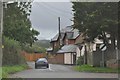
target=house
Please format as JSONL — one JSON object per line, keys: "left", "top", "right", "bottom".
{"left": 57, "top": 44, "right": 80, "bottom": 65}
{"left": 50, "top": 26, "right": 73, "bottom": 53}
{"left": 48, "top": 26, "right": 84, "bottom": 65}
{"left": 49, "top": 26, "right": 104, "bottom": 66}
{"left": 63, "top": 29, "right": 79, "bottom": 45}
{"left": 49, "top": 25, "right": 118, "bottom": 67}
{"left": 50, "top": 34, "right": 60, "bottom": 52}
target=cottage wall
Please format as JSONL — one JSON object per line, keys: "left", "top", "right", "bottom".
{"left": 68, "top": 39, "right": 75, "bottom": 44}
{"left": 75, "top": 33, "right": 84, "bottom": 44}
{"left": 76, "top": 47, "right": 81, "bottom": 60}
{"left": 64, "top": 53, "right": 72, "bottom": 64}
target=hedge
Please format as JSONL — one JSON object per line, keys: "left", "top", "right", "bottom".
{"left": 2, "top": 36, "right": 26, "bottom": 66}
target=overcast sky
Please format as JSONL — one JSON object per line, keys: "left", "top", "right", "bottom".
{"left": 30, "top": 1, "right": 73, "bottom": 40}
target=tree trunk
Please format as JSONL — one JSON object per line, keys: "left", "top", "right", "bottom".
{"left": 84, "top": 45, "right": 87, "bottom": 64}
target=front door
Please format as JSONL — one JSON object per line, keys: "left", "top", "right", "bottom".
{"left": 73, "top": 54, "right": 76, "bottom": 65}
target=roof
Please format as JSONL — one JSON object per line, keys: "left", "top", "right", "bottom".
{"left": 61, "top": 26, "right": 73, "bottom": 32}
{"left": 57, "top": 44, "right": 78, "bottom": 53}
{"left": 51, "top": 34, "right": 59, "bottom": 42}
{"left": 72, "top": 29, "right": 80, "bottom": 39}
{"left": 51, "top": 26, "right": 80, "bottom": 42}
{"left": 65, "top": 28, "right": 80, "bottom": 39}
{"left": 51, "top": 32, "right": 65, "bottom": 42}
{"left": 61, "top": 33, "right": 65, "bottom": 40}
{"left": 51, "top": 26, "right": 73, "bottom": 42}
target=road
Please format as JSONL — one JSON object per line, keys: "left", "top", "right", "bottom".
{"left": 9, "top": 62, "right": 118, "bottom": 78}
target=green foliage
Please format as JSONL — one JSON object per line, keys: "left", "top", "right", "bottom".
{"left": 23, "top": 40, "right": 50, "bottom": 53}
{"left": 3, "top": 2, "right": 39, "bottom": 46}
{"left": 22, "top": 44, "right": 46, "bottom": 53}
{"left": 2, "top": 2, "right": 40, "bottom": 67}
{"left": 34, "top": 40, "right": 50, "bottom": 48}
{"left": 72, "top": 2, "right": 118, "bottom": 45}
{"left": 76, "top": 56, "right": 84, "bottom": 66}
{"left": 74, "top": 65, "right": 119, "bottom": 73}
{"left": 3, "top": 36, "right": 21, "bottom": 49}
{"left": 2, "top": 36, "right": 26, "bottom": 66}
{"left": 2, "top": 65, "right": 28, "bottom": 78}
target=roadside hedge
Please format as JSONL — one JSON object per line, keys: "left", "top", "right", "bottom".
{"left": 2, "top": 36, "right": 26, "bottom": 66}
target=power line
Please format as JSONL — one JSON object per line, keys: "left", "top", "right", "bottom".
{"left": 35, "top": 2, "right": 58, "bottom": 18}
{"left": 36, "top": 2, "right": 72, "bottom": 19}
{"left": 40, "top": 2, "right": 73, "bottom": 16}
{"left": 34, "top": 2, "right": 73, "bottom": 27}
{"left": 39, "top": 0, "right": 73, "bottom": 15}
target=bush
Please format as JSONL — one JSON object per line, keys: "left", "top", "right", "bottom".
{"left": 76, "top": 56, "right": 84, "bottom": 65}
{"left": 2, "top": 36, "right": 26, "bottom": 66}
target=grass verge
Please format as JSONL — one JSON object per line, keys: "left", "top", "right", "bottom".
{"left": 2, "top": 64, "right": 28, "bottom": 78}
{"left": 74, "top": 65, "right": 119, "bottom": 73}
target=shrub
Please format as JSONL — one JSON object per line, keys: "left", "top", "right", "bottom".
{"left": 2, "top": 36, "right": 26, "bottom": 66}
{"left": 76, "top": 56, "right": 84, "bottom": 66}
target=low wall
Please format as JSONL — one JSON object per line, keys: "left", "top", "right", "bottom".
{"left": 21, "top": 51, "right": 45, "bottom": 61}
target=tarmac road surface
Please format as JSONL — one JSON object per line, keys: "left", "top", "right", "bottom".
{"left": 8, "top": 62, "right": 118, "bottom": 78}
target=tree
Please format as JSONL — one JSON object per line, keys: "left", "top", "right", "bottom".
{"left": 3, "top": 2, "right": 39, "bottom": 46}
{"left": 72, "top": 2, "right": 118, "bottom": 49}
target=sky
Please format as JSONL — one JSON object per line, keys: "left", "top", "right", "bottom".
{"left": 30, "top": 1, "right": 73, "bottom": 40}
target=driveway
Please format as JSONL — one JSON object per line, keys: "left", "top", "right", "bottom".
{"left": 9, "top": 62, "right": 118, "bottom": 78}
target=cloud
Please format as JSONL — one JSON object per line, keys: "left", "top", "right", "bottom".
{"left": 30, "top": 2, "right": 73, "bottom": 40}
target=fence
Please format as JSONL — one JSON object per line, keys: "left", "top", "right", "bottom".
{"left": 47, "top": 54, "right": 64, "bottom": 64}
{"left": 21, "top": 51, "right": 45, "bottom": 61}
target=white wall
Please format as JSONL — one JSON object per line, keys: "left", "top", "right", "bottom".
{"left": 93, "top": 43, "right": 96, "bottom": 51}
{"left": 81, "top": 45, "right": 85, "bottom": 56}
{"left": 76, "top": 47, "right": 80, "bottom": 60}
{"left": 64, "top": 53, "right": 72, "bottom": 64}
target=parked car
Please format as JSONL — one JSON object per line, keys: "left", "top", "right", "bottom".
{"left": 35, "top": 58, "right": 49, "bottom": 69}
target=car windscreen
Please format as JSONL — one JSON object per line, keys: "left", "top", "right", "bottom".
{"left": 36, "top": 58, "right": 47, "bottom": 63}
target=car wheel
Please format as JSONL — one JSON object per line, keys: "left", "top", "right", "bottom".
{"left": 47, "top": 64, "right": 49, "bottom": 68}
{"left": 35, "top": 65, "right": 37, "bottom": 69}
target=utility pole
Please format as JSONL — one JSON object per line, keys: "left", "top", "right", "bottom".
{"left": 0, "top": 1, "right": 3, "bottom": 79}
{"left": 58, "top": 17, "right": 61, "bottom": 46}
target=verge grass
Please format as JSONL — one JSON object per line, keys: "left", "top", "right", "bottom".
{"left": 74, "top": 65, "right": 119, "bottom": 73}
{"left": 2, "top": 65, "right": 28, "bottom": 78}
